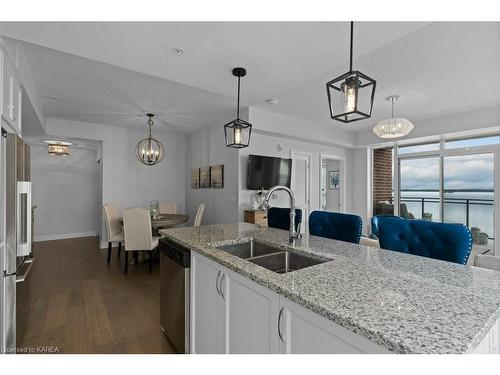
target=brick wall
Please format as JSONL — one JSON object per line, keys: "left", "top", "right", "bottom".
{"left": 373, "top": 148, "right": 393, "bottom": 206}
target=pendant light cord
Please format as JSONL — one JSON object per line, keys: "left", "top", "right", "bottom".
{"left": 349, "top": 21, "right": 353, "bottom": 72}
{"left": 148, "top": 116, "right": 153, "bottom": 138}
{"left": 236, "top": 75, "right": 241, "bottom": 120}
{"left": 392, "top": 100, "right": 394, "bottom": 118}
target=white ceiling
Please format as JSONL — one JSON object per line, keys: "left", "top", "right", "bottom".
{"left": 266, "top": 22, "right": 500, "bottom": 133}
{"left": 1, "top": 22, "right": 498, "bottom": 136}
{"left": 9, "top": 38, "right": 237, "bottom": 134}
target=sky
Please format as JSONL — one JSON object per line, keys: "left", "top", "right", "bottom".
{"left": 398, "top": 137, "right": 498, "bottom": 191}
{"left": 400, "top": 154, "right": 494, "bottom": 191}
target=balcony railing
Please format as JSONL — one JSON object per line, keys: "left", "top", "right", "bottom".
{"left": 378, "top": 195, "right": 494, "bottom": 240}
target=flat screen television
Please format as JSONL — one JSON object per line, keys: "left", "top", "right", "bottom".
{"left": 247, "top": 154, "right": 292, "bottom": 190}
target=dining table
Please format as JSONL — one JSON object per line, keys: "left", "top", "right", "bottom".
{"left": 119, "top": 213, "right": 189, "bottom": 229}
{"left": 151, "top": 213, "right": 189, "bottom": 228}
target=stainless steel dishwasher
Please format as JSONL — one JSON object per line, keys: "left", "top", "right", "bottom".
{"left": 159, "top": 238, "right": 190, "bottom": 354}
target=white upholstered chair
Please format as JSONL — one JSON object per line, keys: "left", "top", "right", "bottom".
{"left": 193, "top": 203, "right": 205, "bottom": 227}
{"left": 122, "top": 207, "right": 160, "bottom": 273}
{"left": 103, "top": 204, "right": 125, "bottom": 263}
{"left": 159, "top": 201, "right": 177, "bottom": 214}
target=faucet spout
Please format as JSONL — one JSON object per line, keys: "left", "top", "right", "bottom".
{"left": 264, "top": 185, "right": 300, "bottom": 243}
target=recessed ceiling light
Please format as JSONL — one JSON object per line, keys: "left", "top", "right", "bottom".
{"left": 172, "top": 47, "right": 185, "bottom": 56}
{"left": 42, "top": 140, "right": 73, "bottom": 146}
{"left": 46, "top": 95, "right": 60, "bottom": 100}
{"left": 265, "top": 98, "right": 278, "bottom": 105}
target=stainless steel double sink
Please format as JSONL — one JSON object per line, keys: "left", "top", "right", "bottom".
{"left": 216, "top": 238, "right": 328, "bottom": 274}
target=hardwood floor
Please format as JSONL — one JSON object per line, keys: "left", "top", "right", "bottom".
{"left": 16, "top": 236, "right": 176, "bottom": 354}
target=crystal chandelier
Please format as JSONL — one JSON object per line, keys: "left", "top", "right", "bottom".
{"left": 48, "top": 144, "right": 70, "bottom": 156}
{"left": 135, "top": 113, "right": 165, "bottom": 166}
{"left": 373, "top": 95, "right": 414, "bottom": 139}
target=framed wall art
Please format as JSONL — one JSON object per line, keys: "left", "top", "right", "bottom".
{"left": 210, "top": 164, "right": 224, "bottom": 188}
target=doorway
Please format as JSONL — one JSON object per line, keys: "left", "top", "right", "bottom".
{"left": 320, "top": 154, "right": 346, "bottom": 213}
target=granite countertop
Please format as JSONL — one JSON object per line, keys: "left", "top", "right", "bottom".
{"left": 160, "top": 223, "right": 500, "bottom": 354}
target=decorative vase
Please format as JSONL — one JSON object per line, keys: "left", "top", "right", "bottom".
{"left": 150, "top": 200, "right": 160, "bottom": 219}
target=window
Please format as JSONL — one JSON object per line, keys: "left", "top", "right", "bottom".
{"left": 445, "top": 135, "right": 500, "bottom": 150}
{"left": 443, "top": 153, "right": 495, "bottom": 250}
{"left": 399, "top": 157, "right": 440, "bottom": 221}
{"left": 393, "top": 136, "right": 499, "bottom": 257}
{"left": 397, "top": 142, "right": 440, "bottom": 155}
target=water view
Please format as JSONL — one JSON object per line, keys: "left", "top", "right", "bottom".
{"left": 400, "top": 190, "right": 494, "bottom": 240}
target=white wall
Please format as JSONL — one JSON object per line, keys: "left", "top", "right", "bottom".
{"left": 238, "top": 108, "right": 353, "bottom": 222}
{"left": 351, "top": 148, "right": 371, "bottom": 234}
{"left": 31, "top": 144, "right": 98, "bottom": 241}
{"left": 183, "top": 107, "right": 355, "bottom": 226}
{"left": 45, "top": 118, "right": 186, "bottom": 244}
{"left": 250, "top": 107, "right": 355, "bottom": 148}
{"left": 185, "top": 122, "right": 239, "bottom": 225}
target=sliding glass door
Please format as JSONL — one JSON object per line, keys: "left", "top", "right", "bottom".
{"left": 399, "top": 157, "right": 440, "bottom": 221}
{"left": 394, "top": 139, "right": 499, "bottom": 256}
{"left": 443, "top": 153, "right": 495, "bottom": 251}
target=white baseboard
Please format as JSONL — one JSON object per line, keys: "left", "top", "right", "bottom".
{"left": 34, "top": 231, "right": 96, "bottom": 242}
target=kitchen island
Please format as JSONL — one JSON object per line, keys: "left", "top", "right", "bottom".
{"left": 160, "top": 223, "right": 500, "bottom": 354}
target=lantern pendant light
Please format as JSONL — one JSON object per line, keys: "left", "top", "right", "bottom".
{"left": 373, "top": 95, "right": 414, "bottom": 139}
{"left": 224, "top": 67, "right": 252, "bottom": 148}
{"left": 326, "top": 21, "right": 376, "bottom": 123}
{"left": 135, "top": 113, "right": 165, "bottom": 166}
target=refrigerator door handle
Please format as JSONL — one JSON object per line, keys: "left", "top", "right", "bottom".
{"left": 17, "top": 181, "right": 32, "bottom": 257}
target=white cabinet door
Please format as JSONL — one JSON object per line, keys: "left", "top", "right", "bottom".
{"left": 473, "top": 318, "right": 500, "bottom": 354}
{"left": 225, "top": 270, "right": 279, "bottom": 354}
{"left": 11, "top": 74, "right": 22, "bottom": 134}
{"left": 1, "top": 52, "right": 22, "bottom": 134}
{"left": 278, "top": 297, "right": 389, "bottom": 354}
{"left": 191, "top": 252, "right": 388, "bottom": 354}
{"left": 190, "top": 252, "right": 226, "bottom": 353}
{"left": 1, "top": 52, "right": 9, "bottom": 124}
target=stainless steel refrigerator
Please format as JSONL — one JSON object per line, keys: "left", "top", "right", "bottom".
{"left": 1, "top": 131, "right": 32, "bottom": 353}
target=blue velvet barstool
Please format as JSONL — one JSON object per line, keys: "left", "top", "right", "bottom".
{"left": 267, "top": 207, "right": 302, "bottom": 232}
{"left": 377, "top": 217, "right": 473, "bottom": 265}
{"left": 308, "top": 211, "right": 363, "bottom": 244}
{"left": 371, "top": 214, "right": 402, "bottom": 239}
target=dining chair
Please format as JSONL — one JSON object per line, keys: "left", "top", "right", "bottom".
{"left": 103, "top": 204, "right": 125, "bottom": 263}
{"left": 267, "top": 207, "right": 302, "bottom": 232}
{"left": 193, "top": 203, "right": 205, "bottom": 227}
{"left": 309, "top": 211, "right": 363, "bottom": 244}
{"left": 122, "top": 207, "right": 160, "bottom": 273}
{"left": 378, "top": 217, "right": 473, "bottom": 265}
{"left": 159, "top": 201, "right": 177, "bottom": 214}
